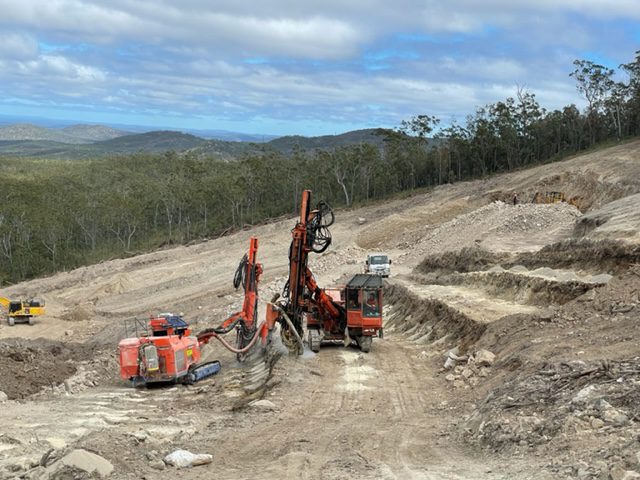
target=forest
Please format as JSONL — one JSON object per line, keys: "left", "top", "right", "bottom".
{"left": 0, "top": 51, "right": 639, "bottom": 283}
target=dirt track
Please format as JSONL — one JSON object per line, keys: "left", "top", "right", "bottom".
{"left": 2, "top": 140, "right": 640, "bottom": 479}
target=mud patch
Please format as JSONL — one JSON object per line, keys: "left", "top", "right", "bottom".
{"left": 0, "top": 340, "right": 102, "bottom": 399}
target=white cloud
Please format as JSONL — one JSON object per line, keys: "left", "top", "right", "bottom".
{"left": 0, "top": 32, "right": 38, "bottom": 59}
{"left": 0, "top": 0, "right": 632, "bottom": 133}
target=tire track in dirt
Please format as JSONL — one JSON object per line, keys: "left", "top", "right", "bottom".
{"left": 184, "top": 331, "right": 545, "bottom": 480}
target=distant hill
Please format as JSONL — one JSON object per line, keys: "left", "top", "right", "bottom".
{"left": 0, "top": 140, "right": 91, "bottom": 158}
{"left": 184, "top": 129, "right": 278, "bottom": 143}
{"left": 94, "top": 131, "right": 207, "bottom": 153}
{"left": 0, "top": 124, "right": 90, "bottom": 144}
{"left": 0, "top": 132, "right": 208, "bottom": 159}
{"left": 61, "top": 124, "right": 132, "bottom": 142}
{"left": 266, "top": 128, "right": 388, "bottom": 155}
{"left": 0, "top": 125, "right": 399, "bottom": 159}
{"left": 0, "top": 123, "right": 132, "bottom": 144}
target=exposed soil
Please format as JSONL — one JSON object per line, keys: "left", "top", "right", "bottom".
{"left": 0, "top": 340, "right": 106, "bottom": 399}
{"left": 2, "top": 140, "right": 640, "bottom": 479}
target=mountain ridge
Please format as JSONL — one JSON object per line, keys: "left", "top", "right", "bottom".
{"left": 0, "top": 125, "right": 394, "bottom": 159}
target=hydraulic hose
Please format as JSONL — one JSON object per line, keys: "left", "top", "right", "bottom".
{"left": 233, "top": 254, "right": 248, "bottom": 289}
{"left": 273, "top": 305, "right": 304, "bottom": 352}
{"left": 209, "top": 320, "right": 267, "bottom": 354}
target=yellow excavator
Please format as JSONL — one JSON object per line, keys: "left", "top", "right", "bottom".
{"left": 0, "top": 297, "right": 45, "bottom": 326}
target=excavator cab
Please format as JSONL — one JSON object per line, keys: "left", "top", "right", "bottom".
{"left": 1, "top": 297, "right": 46, "bottom": 326}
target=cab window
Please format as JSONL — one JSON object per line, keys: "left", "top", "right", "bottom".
{"left": 370, "top": 255, "right": 387, "bottom": 265}
{"left": 362, "top": 290, "right": 380, "bottom": 317}
{"left": 347, "top": 289, "right": 360, "bottom": 310}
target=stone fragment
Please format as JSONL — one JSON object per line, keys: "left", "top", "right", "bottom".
{"left": 131, "top": 431, "right": 148, "bottom": 442}
{"left": 149, "top": 459, "right": 166, "bottom": 470}
{"left": 0, "top": 391, "right": 7, "bottom": 402}
{"left": 572, "top": 385, "right": 600, "bottom": 405}
{"left": 611, "top": 466, "right": 640, "bottom": 480}
{"left": 474, "top": 349, "right": 496, "bottom": 367}
{"left": 613, "top": 414, "right": 630, "bottom": 427}
{"left": 164, "top": 449, "right": 213, "bottom": 468}
{"left": 602, "top": 407, "right": 626, "bottom": 424}
{"left": 48, "top": 449, "right": 114, "bottom": 478}
{"left": 45, "top": 438, "right": 67, "bottom": 449}
{"left": 453, "top": 380, "right": 465, "bottom": 389}
{"left": 249, "top": 399, "right": 276, "bottom": 411}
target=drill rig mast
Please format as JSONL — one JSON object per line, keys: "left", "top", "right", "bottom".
{"left": 273, "top": 190, "right": 383, "bottom": 353}
{"left": 119, "top": 237, "right": 269, "bottom": 386}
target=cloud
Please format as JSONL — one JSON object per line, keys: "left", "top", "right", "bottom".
{"left": 0, "top": 1, "right": 365, "bottom": 59}
{"left": 0, "top": 32, "right": 39, "bottom": 59}
{"left": 0, "top": 0, "right": 635, "bottom": 134}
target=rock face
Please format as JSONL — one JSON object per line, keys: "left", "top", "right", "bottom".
{"left": 0, "top": 391, "right": 7, "bottom": 402}
{"left": 47, "top": 449, "right": 114, "bottom": 477}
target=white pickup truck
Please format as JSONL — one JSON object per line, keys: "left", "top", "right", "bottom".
{"left": 364, "top": 253, "right": 391, "bottom": 277}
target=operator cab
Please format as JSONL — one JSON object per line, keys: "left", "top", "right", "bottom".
{"left": 345, "top": 274, "right": 383, "bottom": 320}
{"left": 149, "top": 313, "right": 190, "bottom": 337}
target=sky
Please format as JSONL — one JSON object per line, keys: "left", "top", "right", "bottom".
{"left": 0, "top": 0, "right": 638, "bottom": 136}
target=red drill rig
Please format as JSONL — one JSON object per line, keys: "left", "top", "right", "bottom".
{"left": 270, "top": 190, "right": 383, "bottom": 353}
{"left": 119, "top": 237, "right": 269, "bottom": 386}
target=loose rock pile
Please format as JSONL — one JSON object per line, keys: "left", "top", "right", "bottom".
{"left": 397, "top": 201, "right": 582, "bottom": 260}
{"left": 463, "top": 358, "right": 640, "bottom": 479}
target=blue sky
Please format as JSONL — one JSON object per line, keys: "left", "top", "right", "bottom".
{"left": 0, "top": 0, "right": 637, "bottom": 136}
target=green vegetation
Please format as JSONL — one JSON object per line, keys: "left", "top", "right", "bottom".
{"left": 1, "top": 51, "right": 639, "bottom": 283}
{"left": 0, "top": 128, "right": 386, "bottom": 160}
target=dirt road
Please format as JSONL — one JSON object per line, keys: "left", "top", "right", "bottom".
{"left": 189, "top": 335, "right": 548, "bottom": 480}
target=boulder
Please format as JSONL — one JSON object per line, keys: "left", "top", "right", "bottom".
{"left": 474, "top": 349, "right": 496, "bottom": 367}
{"left": 48, "top": 449, "right": 113, "bottom": 478}
{"left": 164, "top": 449, "right": 213, "bottom": 468}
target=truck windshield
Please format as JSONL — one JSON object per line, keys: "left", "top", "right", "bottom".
{"left": 369, "top": 255, "right": 388, "bottom": 265}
